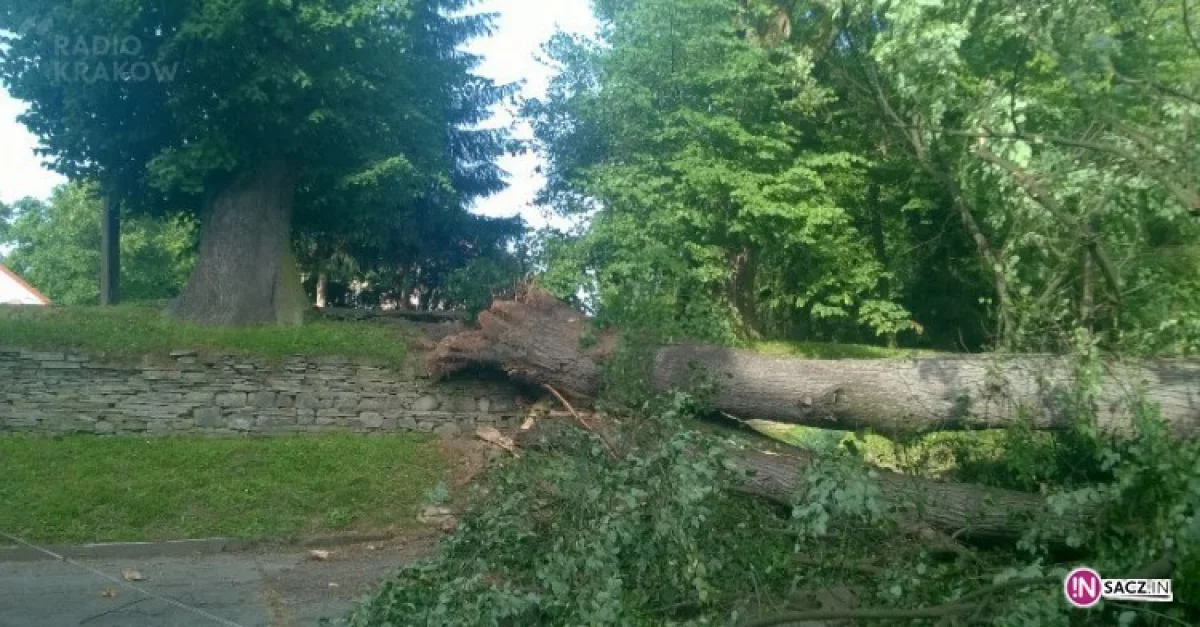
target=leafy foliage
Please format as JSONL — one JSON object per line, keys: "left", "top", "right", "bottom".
{"left": 301, "top": 212, "right": 527, "bottom": 312}
{"left": 528, "top": 0, "right": 905, "bottom": 343}
{"left": 529, "top": 0, "right": 1200, "bottom": 354}
{"left": 0, "top": 0, "right": 514, "bottom": 312}
{"left": 1, "top": 182, "right": 196, "bottom": 305}
{"left": 346, "top": 345, "right": 1199, "bottom": 625}
{"left": 346, "top": 403, "right": 795, "bottom": 627}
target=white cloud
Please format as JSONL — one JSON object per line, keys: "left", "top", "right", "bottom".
{"left": 0, "top": 94, "right": 65, "bottom": 205}
{"left": 465, "top": 0, "right": 596, "bottom": 231}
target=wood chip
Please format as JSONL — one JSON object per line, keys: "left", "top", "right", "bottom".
{"left": 475, "top": 425, "right": 519, "bottom": 456}
{"left": 308, "top": 549, "right": 331, "bottom": 561}
{"left": 120, "top": 568, "right": 145, "bottom": 581}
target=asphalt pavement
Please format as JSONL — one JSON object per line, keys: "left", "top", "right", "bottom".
{"left": 0, "top": 540, "right": 434, "bottom": 627}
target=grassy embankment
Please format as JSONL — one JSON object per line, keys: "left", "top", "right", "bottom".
{"left": 0, "top": 303, "right": 409, "bottom": 364}
{"left": 1, "top": 305, "right": 441, "bottom": 544}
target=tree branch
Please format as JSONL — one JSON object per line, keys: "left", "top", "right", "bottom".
{"left": 1184, "top": 0, "right": 1200, "bottom": 58}
{"left": 1112, "top": 72, "right": 1200, "bottom": 107}
{"left": 899, "top": 125, "right": 1200, "bottom": 217}
{"left": 972, "top": 144, "right": 1123, "bottom": 301}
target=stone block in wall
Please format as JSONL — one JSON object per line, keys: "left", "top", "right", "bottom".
{"left": 295, "top": 392, "right": 319, "bottom": 409}
{"left": 296, "top": 409, "right": 316, "bottom": 425}
{"left": 142, "top": 369, "right": 182, "bottom": 381}
{"left": 24, "top": 350, "right": 65, "bottom": 361}
{"left": 334, "top": 393, "right": 358, "bottom": 411}
{"left": 183, "top": 391, "right": 216, "bottom": 404}
{"left": 41, "top": 361, "right": 82, "bottom": 370}
{"left": 316, "top": 408, "right": 352, "bottom": 421}
{"left": 412, "top": 395, "right": 440, "bottom": 411}
{"left": 447, "top": 396, "right": 478, "bottom": 413}
{"left": 147, "top": 420, "right": 172, "bottom": 433}
{"left": 249, "top": 391, "right": 277, "bottom": 407}
{"left": 193, "top": 407, "right": 221, "bottom": 428}
{"left": 256, "top": 412, "right": 295, "bottom": 428}
{"left": 489, "top": 396, "right": 517, "bottom": 412}
{"left": 359, "top": 412, "right": 384, "bottom": 429}
{"left": 434, "top": 423, "right": 461, "bottom": 437}
{"left": 357, "top": 398, "right": 384, "bottom": 412}
{"left": 265, "top": 379, "right": 304, "bottom": 394}
{"left": 215, "top": 392, "right": 247, "bottom": 407}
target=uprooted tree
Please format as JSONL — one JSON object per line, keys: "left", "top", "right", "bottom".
{"left": 0, "top": 0, "right": 508, "bottom": 325}
{"left": 428, "top": 287, "right": 1199, "bottom": 543}
{"left": 429, "top": 288, "right": 1200, "bottom": 438}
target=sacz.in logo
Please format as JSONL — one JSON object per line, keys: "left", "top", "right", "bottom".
{"left": 1064, "top": 567, "right": 1173, "bottom": 608}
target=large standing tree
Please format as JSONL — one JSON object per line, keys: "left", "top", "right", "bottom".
{"left": 0, "top": 0, "right": 509, "bottom": 325}
{"left": 531, "top": 0, "right": 1199, "bottom": 354}
{"left": 527, "top": 0, "right": 917, "bottom": 345}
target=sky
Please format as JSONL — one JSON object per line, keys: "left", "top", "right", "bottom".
{"left": 0, "top": 0, "right": 597, "bottom": 230}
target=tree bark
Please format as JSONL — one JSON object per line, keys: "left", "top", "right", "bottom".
{"left": 99, "top": 194, "right": 120, "bottom": 306}
{"left": 513, "top": 419, "right": 1076, "bottom": 543}
{"left": 315, "top": 270, "right": 328, "bottom": 309}
{"left": 167, "top": 161, "right": 308, "bottom": 326}
{"left": 429, "top": 288, "right": 1200, "bottom": 438}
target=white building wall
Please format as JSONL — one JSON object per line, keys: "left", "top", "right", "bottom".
{"left": 0, "top": 266, "right": 48, "bottom": 305}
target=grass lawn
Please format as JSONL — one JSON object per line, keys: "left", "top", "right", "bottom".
{"left": 0, "top": 434, "right": 446, "bottom": 544}
{"left": 0, "top": 304, "right": 409, "bottom": 364}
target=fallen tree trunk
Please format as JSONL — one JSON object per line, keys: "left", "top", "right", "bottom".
{"left": 428, "top": 288, "right": 1200, "bottom": 438}
{"left": 511, "top": 419, "right": 1078, "bottom": 543}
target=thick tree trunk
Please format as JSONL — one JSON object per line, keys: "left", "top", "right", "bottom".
{"left": 513, "top": 419, "right": 1077, "bottom": 543}
{"left": 429, "top": 288, "right": 1200, "bottom": 438}
{"left": 168, "top": 162, "right": 308, "bottom": 326}
{"left": 651, "top": 345, "right": 1200, "bottom": 438}
{"left": 99, "top": 194, "right": 120, "bottom": 306}
{"left": 315, "top": 270, "right": 328, "bottom": 309}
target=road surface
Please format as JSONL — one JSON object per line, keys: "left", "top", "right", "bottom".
{"left": 0, "top": 539, "right": 435, "bottom": 627}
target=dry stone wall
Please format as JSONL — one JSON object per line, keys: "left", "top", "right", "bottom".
{"left": 0, "top": 347, "right": 524, "bottom": 437}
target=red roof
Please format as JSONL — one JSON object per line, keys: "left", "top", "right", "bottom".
{"left": 0, "top": 263, "right": 51, "bottom": 305}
